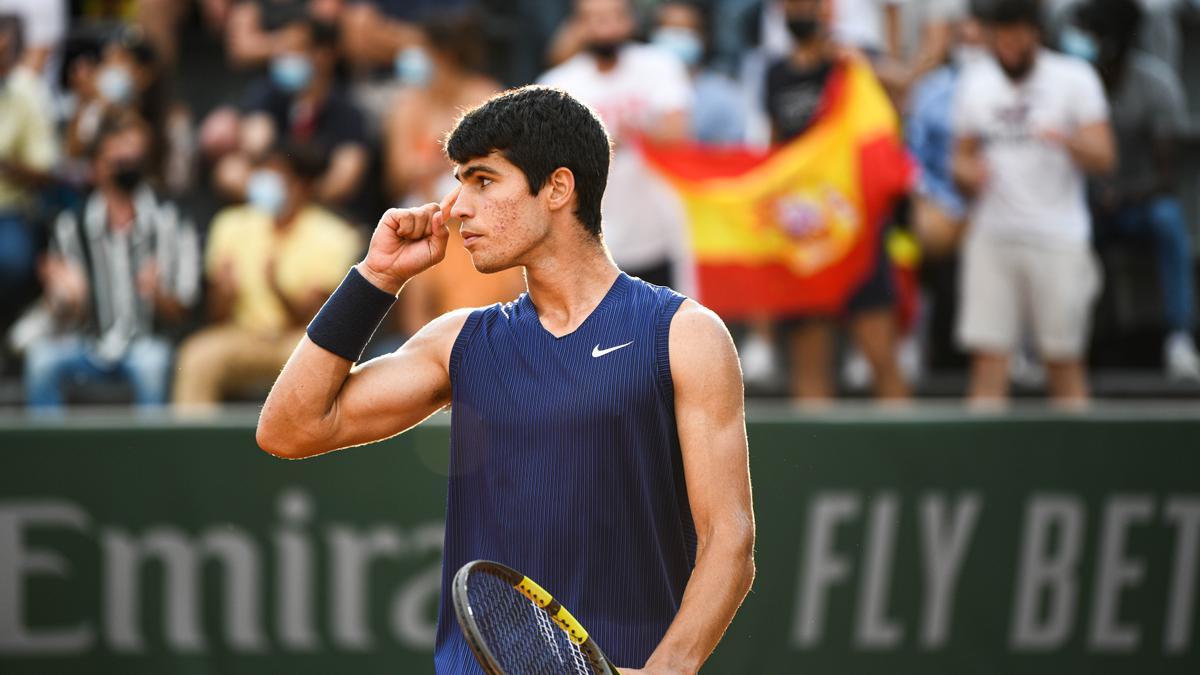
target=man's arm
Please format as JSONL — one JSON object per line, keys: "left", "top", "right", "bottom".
{"left": 257, "top": 192, "right": 461, "bottom": 459}
{"left": 255, "top": 305, "right": 468, "bottom": 459}
{"left": 1041, "top": 121, "right": 1116, "bottom": 176}
{"left": 628, "top": 301, "right": 756, "bottom": 674}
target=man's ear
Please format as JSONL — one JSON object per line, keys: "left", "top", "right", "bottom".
{"left": 544, "top": 167, "right": 576, "bottom": 213}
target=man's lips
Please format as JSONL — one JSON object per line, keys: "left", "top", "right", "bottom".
{"left": 461, "top": 230, "right": 483, "bottom": 247}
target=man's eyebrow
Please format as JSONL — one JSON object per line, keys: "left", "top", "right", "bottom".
{"left": 458, "top": 164, "right": 500, "bottom": 181}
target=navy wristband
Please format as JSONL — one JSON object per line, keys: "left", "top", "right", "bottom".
{"left": 306, "top": 267, "right": 397, "bottom": 362}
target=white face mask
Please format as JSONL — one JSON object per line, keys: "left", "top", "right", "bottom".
{"left": 394, "top": 47, "right": 433, "bottom": 87}
{"left": 97, "top": 65, "right": 135, "bottom": 104}
{"left": 247, "top": 169, "right": 288, "bottom": 217}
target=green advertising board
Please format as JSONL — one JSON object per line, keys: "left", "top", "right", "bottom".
{"left": 1, "top": 407, "right": 1198, "bottom": 674}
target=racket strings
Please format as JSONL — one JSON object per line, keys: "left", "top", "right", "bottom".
{"left": 468, "top": 572, "right": 593, "bottom": 674}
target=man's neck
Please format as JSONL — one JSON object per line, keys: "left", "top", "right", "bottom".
{"left": 523, "top": 236, "right": 620, "bottom": 337}
{"left": 273, "top": 201, "right": 304, "bottom": 231}
{"left": 102, "top": 186, "right": 136, "bottom": 231}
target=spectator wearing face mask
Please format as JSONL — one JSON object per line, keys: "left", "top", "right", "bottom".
{"left": 173, "top": 142, "right": 361, "bottom": 410}
{"left": 1064, "top": 0, "right": 1200, "bottom": 380}
{"left": 211, "top": 17, "right": 370, "bottom": 221}
{"left": 652, "top": 0, "right": 748, "bottom": 146}
{"left": 539, "top": 0, "right": 693, "bottom": 289}
{"left": 87, "top": 30, "right": 193, "bottom": 196}
{"left": 379, "top": 10, "right": 522, "bottom": 347}
{"left": 952, "top": 0, "right": 1115, "bottom": 405}
{"left": 755, "top": 0, "right": 908, "bottom": 402}
{"left": 23, "top": 113, "right": 198, "bottom": 410}
{"left": 385, "top": 12, "right": 499, "bottom": 206}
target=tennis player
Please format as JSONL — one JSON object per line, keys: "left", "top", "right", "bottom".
{"left": 257, "top": 85, "right": 755, "bottom": 674}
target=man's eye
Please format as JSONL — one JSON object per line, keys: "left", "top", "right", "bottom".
{"left": 479, "top": 177, "right": 493, "bottom": 188}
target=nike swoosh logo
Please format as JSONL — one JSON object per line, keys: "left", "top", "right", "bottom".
{"left": 592, "top": 341, "right": 634, "bottom": 358}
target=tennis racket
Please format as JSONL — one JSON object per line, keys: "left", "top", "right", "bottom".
{"left": 452, "top": 559, "right": 621, "bottom": 675}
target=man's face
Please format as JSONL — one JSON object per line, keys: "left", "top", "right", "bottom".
{"left": 780, "top": 0, "right": 830, "bottom": 41}
{"left": 577, "top": 0, "right": 636, "bottom": 49}
{"left": 987, "top": 23, "right": 1040, "bottom": 80}
{"left": 451, "top": 152, "right": 555, "bottom": 274}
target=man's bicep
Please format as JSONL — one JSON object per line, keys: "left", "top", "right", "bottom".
{"left": 670, "top": 303, "right": 752, "bottom": 534}
{"left": 325, "top": 308, "right": 470, "bottom": 448}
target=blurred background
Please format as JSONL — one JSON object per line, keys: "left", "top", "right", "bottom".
{"left": 0, "top": 0, "right": 1198, "bottom": 673}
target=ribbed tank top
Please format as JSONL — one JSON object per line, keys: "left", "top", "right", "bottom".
{"left": 433, "top": 272, "right": 695, "bottom": 672}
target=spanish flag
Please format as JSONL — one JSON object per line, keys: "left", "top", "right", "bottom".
{"left": 641, "top": 56, "right": 913, "bottom": 320}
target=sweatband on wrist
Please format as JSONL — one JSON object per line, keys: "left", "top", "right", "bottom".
{"left": 306, "top": 267, "right": 397, "bottom": 362}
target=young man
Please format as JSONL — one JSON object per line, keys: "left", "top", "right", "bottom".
{"left": 256, "top": 86, "right": 756, "bottom": 673}
{"left": 952, "top": 0, "right": 1115, "bottom": 405}
{"left": 25, "top": 113, "right": 197, "bottom": 409}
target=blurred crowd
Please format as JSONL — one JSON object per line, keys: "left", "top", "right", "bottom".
{"left": 0, "top": 0, "right": 1198, "bottom": 412}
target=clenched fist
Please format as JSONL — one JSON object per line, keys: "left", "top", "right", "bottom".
{"left": 357, "top": 186, "right": 460, "bottom": 295}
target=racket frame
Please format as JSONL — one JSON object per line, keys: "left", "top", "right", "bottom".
{"left": 452, "top": 559, "right": 621, "bottom": 675}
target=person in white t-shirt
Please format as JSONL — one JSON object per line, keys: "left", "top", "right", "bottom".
{"left": 952, "top": 0, "right": 1115, "bottom": 405}
{"left": 539, "top": 0, "right": 693, "bottom": 288}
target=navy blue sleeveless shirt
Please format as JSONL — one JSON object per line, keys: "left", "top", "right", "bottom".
{"left": 433, "top": 272, "right": 695, "bottom": 673}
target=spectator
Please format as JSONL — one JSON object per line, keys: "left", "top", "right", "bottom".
{"left": 210, "top": 17, "right": 370, "bottom": 220}
{"left": 384, "top": 12, "right": 499, "bottom": 206}
{"left": 652, "top": 0, "right": 749, "bottom": 145}
{"left": 762, "top": 0, "right": 908, "bottom": 401}
{"left": 173, "top": 143, "right": 361, "bottom": 409}
{"left": 1, "top": 14, "right": 57, "bottom": 322}
{"left": 24, "top": 113, "right": 198, "bottom": 409}
{"left": 94, "top": 29, "right": 194, "bottom": 195}
{"left": 1068, "top": 0, "right": 1200, "bottom": 380}
{"left": 539, "top": 0, "right": 692, "bottom": 288}
{"left": 906, "top": 14, "right": 986, "bottom": 257}
{"left": 381, "top": 11, "right": 522, "bottom": 342}
{"left": 952, "top": 0, "right": 1115, "bottom": 405}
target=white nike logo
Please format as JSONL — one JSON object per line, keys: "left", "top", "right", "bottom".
{"left": 592, "top": 341, "right": 634, "bottom": 358}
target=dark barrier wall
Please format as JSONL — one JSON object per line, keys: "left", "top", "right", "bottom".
{"left": 1, "top": 410, "right": 1198, "bottom": 674}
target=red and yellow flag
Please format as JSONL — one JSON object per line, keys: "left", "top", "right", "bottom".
{"left": 641, "top": 56, "right": 913, "bottom": 320}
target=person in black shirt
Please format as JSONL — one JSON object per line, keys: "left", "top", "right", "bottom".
{"left": 761, "top": 0, "right": 908, "bottom": 402}
{"left": 212, "top": 17, "right": 370, "bottom": 220}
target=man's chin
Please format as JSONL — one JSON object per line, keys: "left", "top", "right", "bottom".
{"left": 469, "top": 255, "right": 513, "bottom": 275}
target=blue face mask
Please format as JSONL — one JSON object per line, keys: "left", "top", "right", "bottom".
{"left": 1060, "top": 26, "right": 1099, "bottom": 63}
{"left": 394, "top": 47, "right": 433, "bottom": 87}
{"left": 652, "top": 27, "right": 703, "bottom": 68}
{"left": 247, "top": 169, "right": 288, "bottom": 217}
{"left": 97, "top": 65, "right": 135, "bottom": 104}
{"left": 271, "top": 54, "right": 313, "bottom": 93}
